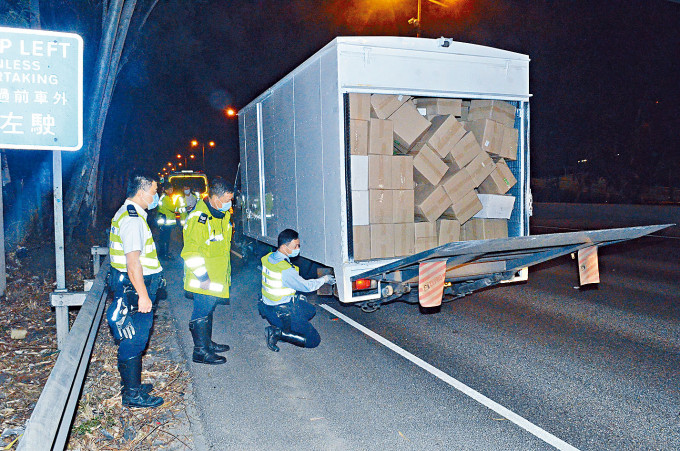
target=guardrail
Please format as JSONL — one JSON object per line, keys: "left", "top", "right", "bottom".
{"left": 17, "top": 253, "right": 110, "bottom": 450}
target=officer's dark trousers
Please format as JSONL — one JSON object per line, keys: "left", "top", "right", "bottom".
{"left": 107, "top": 270, "right": 161, "bottom": 361}
{"left": 158, "top": 225, "right": 173, "bottom": 257}
{"left": 191, "top": 292, "right": 223, "bottom": 321}
{"left": 258, "top": 297, "right": 321, "bottom": 348}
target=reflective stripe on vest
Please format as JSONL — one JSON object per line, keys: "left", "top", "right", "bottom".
{"left": 261, "top": 252, "right": 298, "bottom": 304}
{"left": 109, "top": 207, "right": 161, "bottom": 272}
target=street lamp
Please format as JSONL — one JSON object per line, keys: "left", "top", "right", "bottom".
{"left": 191, "top": 139, "right": 216, "bottom": 169}
{"left": 408, "top": 0, "right": 450, "bottom": 37}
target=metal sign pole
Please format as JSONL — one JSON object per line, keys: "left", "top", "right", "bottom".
{"left": 53, "top": 150, "right": 68, "bottom": 349}
{"left": 53, "top": 150, "right": 65, "bottom": 290}
{"left": 0, "top": 167, "right": 5, "bottom": 297}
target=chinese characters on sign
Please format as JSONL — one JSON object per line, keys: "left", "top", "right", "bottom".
{"left": 0, "top": 27, "right": 83, "bottom": 150}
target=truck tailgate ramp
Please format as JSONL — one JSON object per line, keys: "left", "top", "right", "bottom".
{"left": 351, "top": 225, "right": 672, "bottom": 289}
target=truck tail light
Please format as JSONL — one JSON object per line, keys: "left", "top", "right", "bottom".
{"left": 352, "top": 279, "right": 373, "bottom": 291}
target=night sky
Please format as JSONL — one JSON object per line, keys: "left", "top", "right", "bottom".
{"left": 21, "top": 0, "right": 680, "bottom": 211}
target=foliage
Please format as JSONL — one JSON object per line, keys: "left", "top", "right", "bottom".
{"left": 0, "top": 0, "right": 29, "bottom": 27}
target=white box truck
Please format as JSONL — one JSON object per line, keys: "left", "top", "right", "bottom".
{"left": 238, "top": 36, "right": 665, "bottom": 309}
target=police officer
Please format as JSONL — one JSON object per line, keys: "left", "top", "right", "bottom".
{"left": 259, "top": 229, "right": 335, "bottom": 352}
{"left": 181, "top": 177, "right": 233, "bottom": 365}
{"left": 156, "top": 183, "right": 177, "bottom": 259}
{"left": 107, "top": 171, "right": 164, "bottom": 408}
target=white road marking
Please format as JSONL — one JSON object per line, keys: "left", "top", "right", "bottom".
{"left": 321, "top": 304, "right": 580, "bottom": 451}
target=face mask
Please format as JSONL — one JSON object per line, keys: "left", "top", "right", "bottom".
{"left": 145, "top": 191, "right": 159, "bottom": 210}
{"left": 286, "top": 244, "right": 300, "bottom": 258}
{"left": 184, "top": 189, "right": 190, "bottom": 195}
{"left": 219, "top": 200, "right": 232, "bottom": 212}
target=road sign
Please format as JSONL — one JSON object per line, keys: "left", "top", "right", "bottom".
{"left": 0, "top": 26, "right": 83, "bottom": 151}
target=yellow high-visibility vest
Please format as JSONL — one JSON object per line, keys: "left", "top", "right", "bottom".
{"left": 109, "top": 203, "right": 161, "bottom": 273}
{"left": 261, "top": 252, "right": 299, "bottom": 304}
{"left": 181, "top": 199, "right": 232, "bottom": 298}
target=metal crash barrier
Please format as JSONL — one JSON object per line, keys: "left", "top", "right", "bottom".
{"left": 18, "top": 249, "right": 110, "bottom": 450}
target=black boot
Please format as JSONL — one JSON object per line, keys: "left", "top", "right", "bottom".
{"left": 189, "top": 317, "right": 226, "bottom": 364}
{"left": 265, "top": 326, "right": 282, "bottom": 352}
{"left": 120, "top": 382, "right": 153, "bottom": 395}
{"left": 118, "top": 356, "right": 163, "bottom": 408}
{"left": 280, "top": 331, "right": 307, "bottom": 348}
{"left": 207, "top": 312, "right": 230, "bottom": 353}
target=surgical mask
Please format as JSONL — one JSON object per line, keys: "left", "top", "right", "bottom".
{"left": 219, "top": 200, "right": 232, "bottom": 212}
{"left": 145, "top": 191, "right": 159, "bottom": 210}
{"left": 184, "top": 189, "right": 190, "bottom": 195}
{"left": 286, "top": 244, "right": 300, "bottom": 258}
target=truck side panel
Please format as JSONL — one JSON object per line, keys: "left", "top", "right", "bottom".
{"left": 319, "top": 49, "right": 344, "bottom": 268}
{"left": 293, "top": 59, "right": 328, "bottom": 263}
{"left": 262, "top": 80, "right": 298, "bottom": 240}
{"left": 239, "top": 108, "right": 264, "bottom": 239}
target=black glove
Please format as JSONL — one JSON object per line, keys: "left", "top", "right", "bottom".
{"left": 110, "top": 296, "right": 136, "bottom": 340}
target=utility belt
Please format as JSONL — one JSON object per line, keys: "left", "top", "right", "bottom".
{"left": 109, "top": 269, "right": 165, "bottom": 310}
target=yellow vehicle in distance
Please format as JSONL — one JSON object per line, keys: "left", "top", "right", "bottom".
{"left": 162, "top": 171, "right": 209, "bottom": 224}
{"left": 166, "top": 170, "right": 209, "bottom": 199}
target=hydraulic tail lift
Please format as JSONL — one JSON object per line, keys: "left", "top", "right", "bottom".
{"left": 349, "top": 225, "right": 673, "bottom": 312}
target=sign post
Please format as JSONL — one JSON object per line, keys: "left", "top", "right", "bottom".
{"left": 0, "top": 27, "right": 83, "bottom": 347}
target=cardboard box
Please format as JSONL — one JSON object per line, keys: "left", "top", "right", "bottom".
{"left": 353, "top": 225, "right": 371, "bottom": 261}
{"left": 445, "top": 131, "right": 482, "bottom": 170}
{"left": 461, "top": 219, "right": 508, "bottom": 241}
{"left": 437, "top": 219, "right": 461, "bottom": 245}
{"left": 441, "top": 168, "right": 475, "bottom": 202}
{"left": 368, "top": 118, "right": 394, "bottom": 155}
{"left": 474, "top": 194, "right": 515, "bottom": 219}
{"left": 415, "top": 185, "right": 451, "bottom": 223}
{"left": 478, "top": 158, "right": 517, "bottom": 194}
{"left": 371, "top": 224, "right": 395, "bottom": 259}
{"left": 391, "top": 155, "right": 414, "bottom": 189}
{"left": 497, "top": 125, "right": 518, "bottom": 161}
{"left": 394, "top": 223, "right": 415, "bottom": 257}
{"left": 412, "top": 145, "right": 448, "bottom": 186}
{"left": 369, "top": 190, "right": 394, "bottom": 224}
{"left": 465, "top": 151, "right": 496, "bottom": 187}
{"left": 393, "top": 190, "right": 415, "bottom": 223}
{"left": 368, "top": 155, "right": 392, "bottom": 190}
{"left": 414, "top": 221, "right": 438, "bottom": 253}
{"left": 350, "top": 155, "right": 368, "bottom": 191}
{"left": 349, "top": 119, "right": 368, "bottom": 155}
{"left": 371, "top": 94, "right": 410, "bottom": 119}
{"left": 349, "top": 93, "right": 371, "bottom": 121}
{"left": 389, "top": 101, "right": 432, "bottom": 150}
{"left": 449, "top": 190, "right": 483, "bottom": 223}
{"left": 414, "top": 115, "right": 466, "bottom": 158}
{"left": 415, "top": 98, "right": 463, "bottom": 117}
{"left": 468, "top": 100, "right": 516, "bottom": 127}
{"left": 465, "top": 119, "right": 504, "bottom": 156}
{"left": 351, "top": 190, "right": 369, "bottom": 225}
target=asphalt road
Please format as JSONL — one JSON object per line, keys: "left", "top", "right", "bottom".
{"left": 165, "top": 233, "right": 680, "bottom": 450}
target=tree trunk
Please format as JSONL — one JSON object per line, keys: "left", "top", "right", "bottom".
{"left": 64, "top": 0, "right": 125, "bottom": 239}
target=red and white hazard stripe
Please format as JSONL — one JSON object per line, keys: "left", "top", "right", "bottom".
{"left": 418, "top": 261, "right": 447, "bottom": 307}
{"left": 578, "top": 245, "right": 600, "bottom": 285}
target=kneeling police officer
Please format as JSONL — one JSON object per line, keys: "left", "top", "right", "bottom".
{"left": 107, "top": 171, "right": 164, "bottom": 408}
{"left": 258, "top": 229, "right": 335, "bottom": 351}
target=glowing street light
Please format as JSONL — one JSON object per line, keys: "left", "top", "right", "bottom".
{"left": 167, "top": 162, "right": 172, "bottom": 167}
{"left": 191, "top": 139, "right": 216, "bottom": 169}
{"left": 407, "top": 0, "right": 450, "bottom": 37}
{"left": 225, "top": 107, "right": 237, "bottom": 117}
{"left": 176, "top": 154, "right": 182, "bottom": 159}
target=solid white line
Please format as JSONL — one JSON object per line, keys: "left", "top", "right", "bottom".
{"left": 321, "top": 304, "right": 580, "bottom": 451}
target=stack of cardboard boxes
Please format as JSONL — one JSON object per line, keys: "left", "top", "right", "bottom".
{"left": 350, "top": 93, "right": 519, "bottom": 261}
